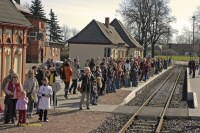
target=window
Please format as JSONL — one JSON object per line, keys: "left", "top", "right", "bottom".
{"left": 52, "top": 48, "right": 55, "bottom": 57}
{"left": 104, "top": 48, "right": 111, "bottom": 57}
{"left": 3, "top": 29, "right": 12, "bottom": 44}
{"left": 6, "top": 38, "right": 11, "bottom": 43}
{"left": 39, "top": 22, "right": 45, "bottom": 29}
{"left": 29, "top": 32, "right": 37, "bottom": 40}
{"left": 16, "top": 36, "right": 22, "bottom": 44}
{"left": 55, "top": 48, "right": 58, "bottom": 56}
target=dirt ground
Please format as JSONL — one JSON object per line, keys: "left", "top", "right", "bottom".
{"left": 0, "top": 89, "right": 131, "bottom": 133}
{"left": 0, "top": 110, "right": 110, "bottom": 133}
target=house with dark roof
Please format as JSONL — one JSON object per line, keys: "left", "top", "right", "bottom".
{"left": 0, "top": 0, "right": 31, "bottom": 96}
{"left": 68, "top": 17, "right": 143, "bottom": 67}
{"left": 110, "top": 19, "right": 143, "bottom": 58}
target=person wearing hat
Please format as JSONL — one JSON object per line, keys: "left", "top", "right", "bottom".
{"left": 24, "top": 69, "right": 39, "bottom": 118}
{"left": 4, "top": 73, "right": 23, "bottom": 124}
{"left": 38, "top": 77, "right": 53, "bottom": 122}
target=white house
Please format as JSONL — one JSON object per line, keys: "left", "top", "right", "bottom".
{"left": 68, "top": 17, "right": 143, "bottom": 68}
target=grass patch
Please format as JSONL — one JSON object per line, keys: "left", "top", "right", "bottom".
{"left": 157, "top": 56, "right": 194, "bottom": 62}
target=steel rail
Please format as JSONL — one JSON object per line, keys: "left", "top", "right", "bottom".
{"left": 119, "top": 67, "right": 177, "bottom": 133}
{"left": 155, "top": 67, "right": 183, "bottom": 133}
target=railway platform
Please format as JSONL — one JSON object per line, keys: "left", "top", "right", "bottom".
{"left": 187, "top": 68, "right": 200, "bottom": 118}
{"left": 53, "top": 67, "right": 172, "bottom": 113}
{"left": 0, "top": 66, "right": 173, "bottom": 119}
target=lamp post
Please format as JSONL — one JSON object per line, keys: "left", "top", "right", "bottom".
{"left": 166, "top": 28, "right": 170, "bottom": 60}
{"left": 192, "top": 16, "right": 196, "bottom": 62}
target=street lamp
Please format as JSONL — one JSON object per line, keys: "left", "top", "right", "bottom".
{"left": 166, "top": 28, "right": 170, "bottom": 60}
{"left": 192, "top": 16, "right": 196, "bottom": 62}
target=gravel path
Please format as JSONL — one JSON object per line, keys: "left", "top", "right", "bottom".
{"left": 0, "top": 110, "right": 110, "bottom": 133}
{"left": 162, "top": 119, "right": 200, "bottom": 132}
{"left": 90, "top": 114, "right": 131, "bottom": 133}
{"left": 169, "top": 68, "right": 189, "bottom": 108}
{"left": 126, "top": 68, "right": 174, "bottom": 106}
{"left": 147, "top": 67, "right": 181, "bottom": 107}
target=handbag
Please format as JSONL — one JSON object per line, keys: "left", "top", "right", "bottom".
{"left": 77, "top": 85, "right": 83, "bottom": 93}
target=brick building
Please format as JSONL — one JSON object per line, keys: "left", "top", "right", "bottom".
{"left": 13, "top": 0, "right": 63, "bottom": 63}
{"left": 0, "top": 0, "right": 31, "bottom": 96}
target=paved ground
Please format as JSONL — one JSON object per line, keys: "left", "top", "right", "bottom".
{"left": 0, "top": 66, "right": 172, "bottom": 115}
{"left": 188, "top": 69, "right": 200, "bottom": 118}
{"left": 53, "top": 78, "right": 132, "bottom": 112}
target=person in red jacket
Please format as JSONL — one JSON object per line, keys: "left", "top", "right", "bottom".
{"left": 64, "top": 62, "right": 73, "bottom": 99}
{"left": 4, "top": 73, "right": 23, "bottom": 124}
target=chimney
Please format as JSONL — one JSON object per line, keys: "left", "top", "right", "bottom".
{"left": 14, "top": 0, "right": 20, "bottom": 4}
{"left": 105, "top": 17, "right": 110, "bottom": 28}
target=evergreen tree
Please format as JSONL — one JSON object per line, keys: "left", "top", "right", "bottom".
{"left": 48, "top": 9, "right": 63, "bottom": 42}
{"left": 29, "top": 0, "right": 46, "bottom": 18}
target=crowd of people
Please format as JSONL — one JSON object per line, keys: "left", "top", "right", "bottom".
{"left": 1, "top": 56, "right": 172, "bottom": 125}
{"left": 61, "top": 56, "right": 172, "bottom": 109}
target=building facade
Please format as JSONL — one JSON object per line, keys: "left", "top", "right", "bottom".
{"left": 0, "top": 0, "right": 31, "bottom": 96}
{"left": 13, "top": 0, "right": 62, "bottom": 63}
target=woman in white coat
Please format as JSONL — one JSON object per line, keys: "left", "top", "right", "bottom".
{"left": 38, "top": 77, "right": 53, "bottom": 122}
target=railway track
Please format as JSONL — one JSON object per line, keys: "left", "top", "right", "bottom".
{"left": 119, "top": 66, "right": 183, "bottom": 133}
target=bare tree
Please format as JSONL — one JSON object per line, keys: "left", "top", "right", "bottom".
{"left": 118, "top": 0, "right": 176, "bottom": 57}
{"left": 175, "top": 27, "right": 192, "bottom": 44}
{"left": 61, "top": 26, "right": 79, "bottom": 42}
{"left": 193, "top": 6, "right": 200, "bottom": 42}
{"left": 62, "top": 25, "right": 71, "bottom": 41}
{"left": 70, "top": 28, "right": 79, "bottom": 36}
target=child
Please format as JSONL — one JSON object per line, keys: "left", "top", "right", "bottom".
{"left": 90, "top": 80, "right": 98, "bottom": 105}
{"left": 16, "top": 90, "right": 28, "bottom": 125}
{"left": 38, "top": 77, "right": 53, "bottom": 122}
{"left": 96, "top": 77, "right": 102, "bottom": 96}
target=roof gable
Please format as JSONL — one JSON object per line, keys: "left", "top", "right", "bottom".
{"left": 110, "top": 19, "right": 143, "bottom": 49}
{"left": 95, "top": 21, "right": 125, "bottom": 45}
{"left": 68, "top": 20, "right": 111, "bottom": 44}
{"left": 0, "top": 0, "right": 31, "bottom": 27}
{"left": 68, "top": 19, "right": 125, "bottom": 46}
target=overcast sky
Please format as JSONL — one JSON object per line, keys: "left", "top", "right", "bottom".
{"left": 21, "top": 0, "right": 200, "bottom": 35}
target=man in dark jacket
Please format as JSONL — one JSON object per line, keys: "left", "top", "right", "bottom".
{"left": 79, "top": 67, "right": 95, "bottom": 110}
